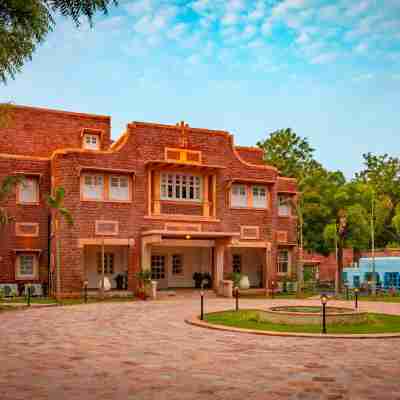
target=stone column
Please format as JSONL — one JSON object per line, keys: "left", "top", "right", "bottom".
{"left": 214, "top": 241, "right": 225, "bottom": 294}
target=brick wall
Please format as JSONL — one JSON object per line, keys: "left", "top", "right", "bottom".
{"left": 0, "top": 106, "right": 298, "bottom": 295}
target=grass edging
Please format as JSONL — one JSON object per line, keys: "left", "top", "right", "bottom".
{"left": 185, "top": 315, "right": 400, "bottom": 339}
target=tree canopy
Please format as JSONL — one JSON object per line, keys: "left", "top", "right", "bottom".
{"left": 0, "top": 0, "right": 118, "bottom": 83}
{"left": 257, "top": 128, "right": 400, "bottom": 288}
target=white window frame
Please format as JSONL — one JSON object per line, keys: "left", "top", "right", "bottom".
{"left": 17, "top": 177, "right": 39, "bottom": 204}
{"left": 96, "top": 252, "right": 115, "bottom": 274}
{"left": 231, "top": 184, "right": 248, "bottom": 208}
{"left": 15, "top": 253, "right": 39, "bottom": 280}
{"left": 252, "top": 185, "right": 268, "bottom": 209}
{"left": 151, "top": 255, "right": 166, "bottom": 280}
{"left": 82, "top": 174, "right": 104, "bottom": 200}
{"left": 171, "top": 254, "right": 183, "bottom": 275}
{"left": 277, "top": 250, "right": 290, "bottom": 275}
{"left": 83, "top": 134, "right": 100, "bottom": 150}
{"left": 232, "top": 254, "right": 242, "bottom": 273}
{"left": 278, "top": 195, "right": 291, "bottom": 216}
{"left": 109, "top": 175, "right": 130, "bottom": 201}
{"left": 160, "top": 172, "right": 202, "bottom": 202}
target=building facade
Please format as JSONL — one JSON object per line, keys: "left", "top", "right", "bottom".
{"left": 0, "top": 105, "right": 298, "bottom": 297}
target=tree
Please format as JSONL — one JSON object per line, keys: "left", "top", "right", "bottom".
{"left": 356, "top": 153, "right": 400, "bottom": 247}
{"left": 0, "top": 175, "right": 24, "bottom": 227}
{"left": 0, "top": 0, "right": 118, "bottom": 83}
{"left": 257, "top": 128, "right": 322, "bottom": 180}
{"left": 46, "top": 187, "right": 73, "bottom": 298}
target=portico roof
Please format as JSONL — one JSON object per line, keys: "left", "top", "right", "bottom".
{"left": 141, "top": 230, "right": 240, "bottom": 239}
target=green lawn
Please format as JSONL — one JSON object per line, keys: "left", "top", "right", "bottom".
{"left": 204, "top": 309, "right": 400, "bottom": 334}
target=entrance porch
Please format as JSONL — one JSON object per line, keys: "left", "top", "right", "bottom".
{"left": 141, "top": 230, "right": 240, "bottom": 292}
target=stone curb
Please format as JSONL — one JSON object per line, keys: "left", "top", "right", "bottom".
{"left": 185, "top": 316, "right": 400, "bottom": 339}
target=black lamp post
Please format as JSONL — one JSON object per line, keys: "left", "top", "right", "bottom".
{"left": 235, "top": 286, "right": 239, "bottom": 311}
{"left": 83, "top": 280, "right": 89, "bottom": 304}
{"left": 320, "top": 294, "right": 328, "bottom": 334}
{"left": 354, "top": 288, "right": 359, "bottom": 310}
{"left": 26, "top": 283, "right": 32, "bottom": 307}
{"left": 200, "top": 287, "right": 205, "bottom": 320}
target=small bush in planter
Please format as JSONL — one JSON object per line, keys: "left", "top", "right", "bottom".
{"left": 229, "top": 272, "right": 241, "bottom": 288}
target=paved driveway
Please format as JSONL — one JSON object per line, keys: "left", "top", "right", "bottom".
{"left": 1, "top": 298, "right": 400, "bottom": 400}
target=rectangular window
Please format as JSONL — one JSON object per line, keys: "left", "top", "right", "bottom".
{"left": 232, "top": 254, "right": 242, "bottom": 273}
{"left": 231, "top": 184, "right": 247, "bottom": 207}
{"left": 16, "top": 254, "right": 38, "bottom": 279}
{"left": 278, "top": 195, "right": 290, "bottom": 216}
{"left": 83, "top": 174, "right": 104, "bottom": 200}
{"left": 18, "top": 177, "right": 39, "bottom": 204}
{"left": 160, "top": 173, "right": 202, "bottom": 202}
{"left": 252, "top": 185, "right": 267, "bottom": 208}
{"left": 151, "top": 255, "right": 166, "bottom": 280}
{"left": 96, "top": 253, "right": 114, "bottom": 274}
{"left": 172, "top": 254, "right": 183, "bottom": 275}
{"left": 83, "top": 134, "right": 100, "bottom": 150}
{"left": 277, "top": 250, "right": 289, "bottom": 274}
{"left": 109, "top": 176, "right": 130, "bottom": 201}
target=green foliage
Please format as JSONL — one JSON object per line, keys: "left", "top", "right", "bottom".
{"left": 0, "top": 0, "right": 118, "bottom": 83}
{"left": 46, "top": 187, "right": 73, "bottom": 225}
{"left": 136, "top": 270, "right": 152, "bottom": 286}
{"left": 229, "top": 272, "right": 241, "bottom": 287}
{"left": 257, "top": 128, "right": 322, "bottom": 180}
{"left": 0, "top": 175, "right": 24, "bottom": 227}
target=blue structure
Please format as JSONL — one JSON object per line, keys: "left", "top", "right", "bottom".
{"left": 344, "top": 257, "right": 400, "bottom": 290}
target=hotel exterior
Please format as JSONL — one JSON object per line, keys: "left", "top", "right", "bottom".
{"left": 0, "top": 105, "right": 298, "bottom": 297}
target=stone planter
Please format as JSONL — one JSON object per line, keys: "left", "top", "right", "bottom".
{"left": 239, "top": 275, "right": 250, "bottom": 290}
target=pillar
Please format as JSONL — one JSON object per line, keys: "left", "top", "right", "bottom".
{"left": 153, "top": 170, "right": 161, "bottom": 215}
{"left": 202, "top": 175, "right": 210, "bottom": 217}
{"left": 214, "top": 241, "right": 225, "bottom": 294}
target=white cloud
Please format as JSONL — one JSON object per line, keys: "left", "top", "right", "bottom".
{"left": 355, "top": 42, "right": 368, "bottom": 54}
{"left": 242, "top": 25, "right": 257, "bottom": 40}
{"left": 166, "top": 23, "right": 187, "bottom": 40}
{"left": 247, "top": 1, "right": 266, "bottom": 21}
{"left": 310, "top": 52, "right": 338, "bottom": 64}
{"left": 319, "top": 5, "right": 340, "bottom": 21}
{"left": 125, "top": 0, "right": 153, "bottom": 16}
{"left": 247, "top": 39, "right": 264, "bottom": 48}
{"left": 221, "top": 12, "right": 239, "bottom": 26}
{"left": 261, "top": 20, "right": 272, "bottom": 35}
{"left": 353, "top": 73, "right": 374, "bottom": 81}
{"left": 296, "top": 31, "right": 310, "bottom": 44}
{"left": 345, "top": 0, "right": 371, "bottom": 17}
{"left": 272, "top": 0, "right": 308, "bottom": 18}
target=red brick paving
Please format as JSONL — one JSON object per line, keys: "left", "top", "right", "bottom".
{"left": 1, "top": 297, "right": 400, "bottom": 400}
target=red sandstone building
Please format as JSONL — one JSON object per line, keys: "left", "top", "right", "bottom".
{"left": 0, "top": 105, "right": 298, "bottom": 297}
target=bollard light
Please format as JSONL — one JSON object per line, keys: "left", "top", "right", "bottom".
{"left": 200, "top": 288, "right": 205, "bottom": 320}
{"left": 234, "top": 286, "right": 239, "bottom": 312}
{"left": 26, "top": 283, "right": 32, "bottom": 307}
{"left": 320, "top": 294, "right": 328, "bottom": 334}
{"left": 83, "top": 280, "right": 89, "bottom": 304}
{"left": 354, "top": 288, "right": 359, "bottom": 310}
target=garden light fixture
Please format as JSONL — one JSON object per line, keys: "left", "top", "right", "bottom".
{"left": 320, "top": 294, "right": 328, "bottom": 334}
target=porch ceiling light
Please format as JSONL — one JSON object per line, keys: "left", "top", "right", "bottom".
{"left": 185, "top": 234, "right": 191, "bottom": 240}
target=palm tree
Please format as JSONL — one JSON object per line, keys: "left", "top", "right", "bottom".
{"left": 46, "top": 187, "right": 73, "bottom": 298}
{"left": 0, "top": 175, "right": 24, "bottom": 227}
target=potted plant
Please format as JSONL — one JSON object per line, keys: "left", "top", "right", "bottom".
{"left": 192, "top": 272, "right": 203, "bottom": 288}
{"left": 203, "top": 272, "right": 212, "bottom": 289}
{"left": 229, "top": 272, "right": 241, "bottom": 288}
{"left": 136, "top": 270, "right": 152, "bottom": 300}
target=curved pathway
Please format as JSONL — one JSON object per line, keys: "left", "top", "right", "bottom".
{"left": 1, "top": 297, "right": 400, "bottom": 400}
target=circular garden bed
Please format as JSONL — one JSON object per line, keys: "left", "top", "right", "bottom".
{"left": 202, "top": 309, "right": 400, "bottom": 335}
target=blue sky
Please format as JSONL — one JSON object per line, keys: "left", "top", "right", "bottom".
{"left": 1, "top": 0, "right": 400, "bottom": 178}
